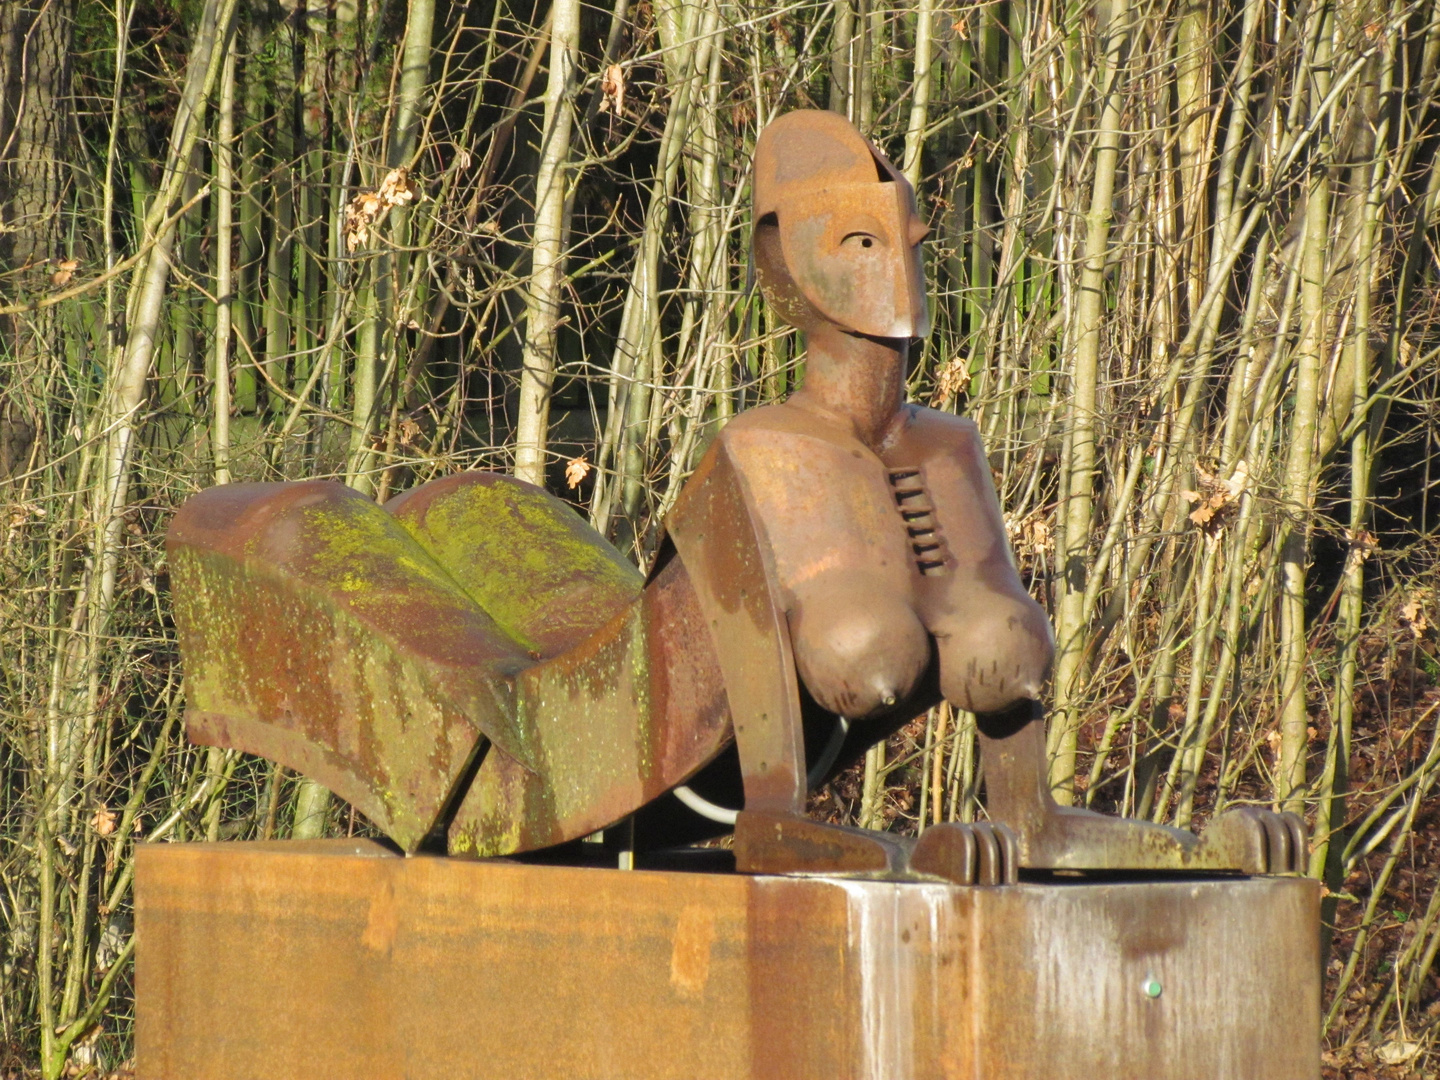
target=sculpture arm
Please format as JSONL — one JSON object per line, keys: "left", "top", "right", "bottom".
{"left": 664, "top": 436, "right": 808, "bottom": 814}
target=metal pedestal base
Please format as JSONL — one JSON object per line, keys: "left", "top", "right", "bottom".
{"left": 136, "top": 839, "right": 1319, "bottom": 1079}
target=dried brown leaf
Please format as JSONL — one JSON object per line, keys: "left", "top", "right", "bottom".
{"left": 932, "top": 355, "right": 969, "bottom": 404}
{"left": 91, "top": 806, "right": 117, "bottom": 837}
{"left": 377, "top": 166, "right": 416, "bottom": 207}
{"left": 565, "top": 455, "right": 592, "bottom": 490}
{"left": 1400, "top": 589, "right": 1432, "bottom": 638}
{"left": 1374, "top": 1039, "right": 1420, "bottom": 1065}
{"left": 1181, "top": 462, "right": 1245, "bottom": 535}
{"left": 344, "top": 175, "right": 415, "bottom": 251}
{"left": 599, "top": 64, "right": 625, "bottom": 116}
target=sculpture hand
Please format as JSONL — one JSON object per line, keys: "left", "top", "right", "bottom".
{"left": 733, "top": 809, "right": 912, "bottom": 877}
{"left": 978, "top": 707, "right": 1307, "bottom": 874}
{"left": 910, "top": 821, "right": 1018, "bottom": 885}
{"left": 1190, "top": 807, "right": 1308, "bottom": 875}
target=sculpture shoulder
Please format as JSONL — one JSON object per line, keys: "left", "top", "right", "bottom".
{"left": 896, "top": 404, "right": 981, "bottom": 441}
{"left": 882, "top": 405, "right": 985, "bottom": 466}
{"left": 720, "top": 401, "right": 876, "bottom": 458}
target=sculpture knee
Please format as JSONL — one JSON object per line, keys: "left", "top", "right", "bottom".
{"left": 934, "top": 592, "right": 1053, "bottom": 715}
{"left": 788, "top": 575, "right": 929, "bottom": 719}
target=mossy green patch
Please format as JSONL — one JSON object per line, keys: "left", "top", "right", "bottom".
{"left": 397, "top": 479, "right": 642, "bottom": 650}
{"left": 289, "top": 500, "right": 491, "bottom": 628}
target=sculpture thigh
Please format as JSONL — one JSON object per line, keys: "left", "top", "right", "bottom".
{"left": 882, "top": 407, "right": 1055, "bottom": 714}
{"left": 720, "top": 421, "right": 928, "bottom": 719}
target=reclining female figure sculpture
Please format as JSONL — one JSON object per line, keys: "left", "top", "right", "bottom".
{"left": 696, "top": 109, "right": 1303, "bottom": 879}
{"left": 168, "top": 110, "right": 1303, "bottom": 883}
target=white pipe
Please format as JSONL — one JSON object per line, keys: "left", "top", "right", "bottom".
{"left": 671, "top": 716, "right": 852, "bottom": 826}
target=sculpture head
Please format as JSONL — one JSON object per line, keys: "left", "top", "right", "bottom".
{"left": 752, "top": 110, "right": 930, "bottom": 340}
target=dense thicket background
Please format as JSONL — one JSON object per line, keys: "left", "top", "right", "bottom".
{"left": 1, "top": 0, "right": 1438, "bottom": 1074}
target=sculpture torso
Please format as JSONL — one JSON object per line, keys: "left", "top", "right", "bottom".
{"left": 721, "top": 395, "right": 1052, "bottom": 722}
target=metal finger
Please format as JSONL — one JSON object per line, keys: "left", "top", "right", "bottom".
{"left": 995, "top": 823, "right": 1019, "bottom": 885}
{"left": 1282, "top": 812, "right": 1308, "bottom": 874}
{"left": 954, "top": 824, "right": 978, "bottom": 885}
{"left": 1259, "top": 812, "right": 1288, "bottom": 875}
{"left": 975, "top": 823, "right": 1002, "bottom": 886}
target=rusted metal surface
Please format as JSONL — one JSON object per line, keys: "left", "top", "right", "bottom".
{"left": 664, "top": 441, "right": 807, "bottom": 814}
{"left": 136, "top": 842, "right": 1320, "bottom": 1080}
{"left": 734, "top": 809, "right": 909, "bottom": 877}
{"left": 725, "top": 108, "right": 1307, "bottom": 874}
{"left": 734, "top": 110, "right": 1055, "bottom": 742}
{"left": 170, "top": 475, "right": 736, "bottom": 857}
{"left": 732, "top": 811, "right": 1019, "bottom": 886}
{"left": 449, "top": 549, "right": 732, "bottom": 855}
{"left": 168, "top": 481, "right": 534, "bottom": 851}
{"left": 751, "top": 109, "right": 929, "bottom": 339}
{"left": 979, "top": 708, "right": 1308, "bottom": 874}
{"left": 910, "top": 819, "right": 1020, "bottom": 885}
{"left": 167, "top": 107, "right": 1307, "bottom": 874}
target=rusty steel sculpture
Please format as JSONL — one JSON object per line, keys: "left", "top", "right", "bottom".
{"left": 141, "top": 111, "right": 1320, "bottom": 1080}
{"left": 167, "top": 110, "right": 1303, "bottom": 881}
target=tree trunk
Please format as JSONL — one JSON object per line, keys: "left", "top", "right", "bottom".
{"left": 0, "top": 0, "right": 73, "bottom": 483}
{"left": 1277, "top": 2, "right": 1334, "bottom": 813}
{"left": 1049, "top": 0, "right": 1130, "bottom": 802}
{"left": 514, "top": 0, "right": 581, "bottom": 487}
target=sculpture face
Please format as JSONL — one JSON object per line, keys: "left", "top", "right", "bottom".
{"left": 753, "top": 110, "right": 930, "bottom": 339}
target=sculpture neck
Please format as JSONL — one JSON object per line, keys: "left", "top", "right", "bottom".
{"left": 792, "top": 323, "right": 908, "bottom": 450}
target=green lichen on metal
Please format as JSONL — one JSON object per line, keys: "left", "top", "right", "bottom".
{"left": 629, "top": 614, "right": 655, "bottom": 782}
{"left": 171, "top": 473, "right": 734, "bottom": 860}
{"left": 451, "top": 750, "right": 557, "bottom": 858}
{"left": 289, "top": 498, "right": 482, "bottom": 621}
{"left": 168, "top": 479, "right": 582, "bottom": 850}
{"left": 443, "top": 598, "right": 661, "bottom": 857}
{"left": 170, "top": 545, "right": 253, "bottom": 708}
{"left": 171, "top": 541, "right": 481, "bottom": 849}
{"left": 394, "top": 479, "right": 642, "bottom": 655}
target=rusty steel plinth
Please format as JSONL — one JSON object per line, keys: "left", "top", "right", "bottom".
{"left": 136, "top": 843, "right": 1319, "bottom": 1080}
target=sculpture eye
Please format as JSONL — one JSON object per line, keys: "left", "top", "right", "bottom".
{"left": 842, "top": 231, "right": 879, "bottom": 250}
